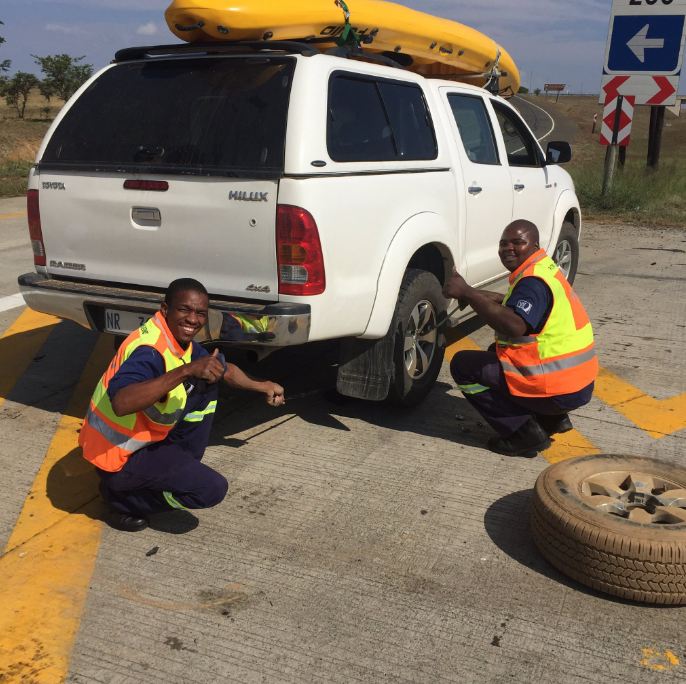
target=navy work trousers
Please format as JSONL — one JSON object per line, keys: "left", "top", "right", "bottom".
{"left": 97, "top": 384, "right": 228, "bottom": 517}
{"left": 450, "top": 350, "right": 592, "bottom": 437}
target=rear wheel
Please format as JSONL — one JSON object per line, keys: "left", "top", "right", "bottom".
{"left": 387, "top": 269, "right": 446, "bottom": 406}
{"left": 553, "top": 221, "right": 579, "bottom": 284}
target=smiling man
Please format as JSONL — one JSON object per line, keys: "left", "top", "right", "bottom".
{"left": 444, "top": 220, "right": 597, "bottom": 457}
{"left": 79, "top": 278, "right": 285, "bottom": 531}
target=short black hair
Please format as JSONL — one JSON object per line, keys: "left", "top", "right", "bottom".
{"left": 164, "top": 278, "right": 208, "bottom": 306}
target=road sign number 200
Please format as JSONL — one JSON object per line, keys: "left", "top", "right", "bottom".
{"left": 629, "top": 0, "right": 674, "bottom": 4}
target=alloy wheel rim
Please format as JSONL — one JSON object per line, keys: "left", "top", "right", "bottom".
{"left": 580, "top": 470, "right": 686, "bottom": 525}
{"left": 554, "top": 239, "right": 573, "bottom": 279}
{"left": 403, "top": 299, "right": 437, "bottom": 380}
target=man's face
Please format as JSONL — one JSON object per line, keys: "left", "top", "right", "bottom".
{"left": 498, "top": 225, "right": 539, "bottom": 272}
{"left": 161, "top": 289, "right": 209, "bottom": 347}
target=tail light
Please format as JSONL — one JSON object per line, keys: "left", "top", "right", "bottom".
{"left": 276, "top": 205, "right": 325, "bottom": 295}
{"left": 27, "top": 189, "right": 46, "bottom": 266}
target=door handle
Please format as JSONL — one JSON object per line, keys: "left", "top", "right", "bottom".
{"left": 514, "top": 183, "right": 525, "bottom": 191}
{"left": 468, "top": 185, "right": 483, "bottom": 195}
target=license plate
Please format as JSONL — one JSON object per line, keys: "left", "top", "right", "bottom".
{"left": 104, "top": 309, "right": 151, "bottom": 334}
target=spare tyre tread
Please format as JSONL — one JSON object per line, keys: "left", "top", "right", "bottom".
{"left": 531, "top": 507, "right": 685, "bottom": 603}
{"left": 530, "top": 457, "right": 686, "bottom": 604}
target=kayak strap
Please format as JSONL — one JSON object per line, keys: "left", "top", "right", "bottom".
{"left": 334, "top": 0, "right": 362, "bottom": 49}
{"left": 484, "top": 48, "right": 502, "bottom": 95}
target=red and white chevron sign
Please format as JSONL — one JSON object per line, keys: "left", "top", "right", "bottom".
{"left": 600, "top": 93, "right": 635, "bottom": 146}
{"left": 599, "top": 74, "right": 678, "bottom": 106}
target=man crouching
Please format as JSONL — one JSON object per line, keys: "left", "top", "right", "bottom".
{"left": 444, "top": 220, "right": 597, "bottom": 458}
{"left": 79, "top": 278, "right": 285, "bottom": 531}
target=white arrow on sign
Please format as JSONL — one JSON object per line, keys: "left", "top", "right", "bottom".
{"left": 627, "top": 24, "right": 665, "bottom": 63}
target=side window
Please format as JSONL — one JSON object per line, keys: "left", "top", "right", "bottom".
{"left": 447, "top": 93, "right": 499, "bottom": 165}
{"left": 377, "top": 82, "right": 437, "bottom": 160}
{"left": 327, "top": 74, "right": 437, "bottom": 162}
{"left": 491, "top": 101, "right": 542, "bottom": 167}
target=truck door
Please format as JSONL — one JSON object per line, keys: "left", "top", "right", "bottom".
{"left": 489, "top": 100, "right": 556, "bottom": 250}
{"left": 444, "top": 91, "right": 511, "bottom": 286}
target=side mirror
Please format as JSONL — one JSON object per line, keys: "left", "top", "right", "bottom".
{"left": 546, "top": 141, "right": 572, "bottom": 164}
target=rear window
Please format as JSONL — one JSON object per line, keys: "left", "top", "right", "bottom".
{"left": 41, "top": 57, "right": 294, "bottom": 177}
{"left": 327, "top": 73, "right": 437, "bottom": 162}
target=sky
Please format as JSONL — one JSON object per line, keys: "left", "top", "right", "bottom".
{"left": 0, "top": 0, "right": 623, "bottom": 95}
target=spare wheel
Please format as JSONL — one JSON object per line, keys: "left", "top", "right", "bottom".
{"left": 531, "top": 454, "right": 686, "bottom": 604}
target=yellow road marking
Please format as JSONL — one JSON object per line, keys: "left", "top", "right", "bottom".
{"left": 542, "top": 430, "right": 600, "bottom": 464}
{"left": 640, "top": 648, "right": 680, "bottom": 672}
{"left": 445, "top": 334, "right": 481, "bottom": 362}
{"left": 0, "top": 334, "right": 112, "bottom": 683}
{"left": 0, "top": 309, "right": 61, "bottom": 410}
{"left": 594, "top": 368, "right": 686, "bottom": 439}
{"left": 0, "top": 210, "right": 26, "bottom": 221}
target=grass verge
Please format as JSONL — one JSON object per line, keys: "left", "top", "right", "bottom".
{"left": 570, "top": 160, "right": 686, "bottom": 226}
{"left": 0, "top": 160, "right": 34, "bottom": 198}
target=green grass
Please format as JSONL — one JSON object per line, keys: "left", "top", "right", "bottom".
{"left": 570, "top": 160, "right": 686, "bottom": 226}
{"left": 0, "top": 159, "right": 34, "bottom": 198}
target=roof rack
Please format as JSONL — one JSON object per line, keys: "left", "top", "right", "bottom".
{"left": 114, "top": 40, "right": 324, "bottom": 62}
{"left": 113, "top": 39, "right": 411, "bottom": 72}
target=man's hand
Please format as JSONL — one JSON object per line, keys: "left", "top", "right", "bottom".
{"left": 188, "top": 348, "right": 226, "bottom": 384}
{"left": 443, "top": 270, "right": 470, "bottom": 310}
{"left": 263, "top": 382, "right": 285, "bottom": 407}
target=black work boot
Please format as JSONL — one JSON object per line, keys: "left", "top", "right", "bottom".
{"left": 487, "top": 419, "right": 551, "bottom": 458}
{"left": 537, "top": 413, "right": 573, "bottom": 436}
{"left": 106, "top": 511, "right": 149, "bottom": 532}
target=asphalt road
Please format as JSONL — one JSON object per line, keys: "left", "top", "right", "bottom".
{"left": 1, "top": 194, "right": 685, "bottom": 683}
{"left": 512, "top": 95, "right": 579, "bottom": 146}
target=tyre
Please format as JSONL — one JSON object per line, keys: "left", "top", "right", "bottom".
{"left": 387, "top": 268, "right": 446, "bottom": 407}
{"left": 552, "top": 221, "right": 579, "bottom": 284}
{"left": 531, "top": 454, "right": 686, "bottom": 605}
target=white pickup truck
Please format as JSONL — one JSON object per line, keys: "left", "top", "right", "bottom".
{"left": 19, "top": 41, "right": 581, "bottom": 405}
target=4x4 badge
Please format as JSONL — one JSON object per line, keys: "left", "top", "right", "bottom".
{"left": 229, "top": 191, "right": 269, "bottom": 202}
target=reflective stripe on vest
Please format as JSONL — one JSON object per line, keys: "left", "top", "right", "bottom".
{"left": 496, "top": 249, "right": 598, "bottom": 398}
{"left": 79, "top": 310, "right": 193, "bottom": 472}
{"left": 183, "top": 400, "right": 218, "bottom": 423}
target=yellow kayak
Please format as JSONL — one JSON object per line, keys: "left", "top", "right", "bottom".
{"left": 164, "top": 0, "right": 521, "bottom": 94}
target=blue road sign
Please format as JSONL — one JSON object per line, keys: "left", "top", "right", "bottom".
{"left": 606, "top": 15, "right": 685, "bottom": 73}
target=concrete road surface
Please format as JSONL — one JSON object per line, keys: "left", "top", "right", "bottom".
{"left": 0, "top": 196, "right": 684, "bottom": 683}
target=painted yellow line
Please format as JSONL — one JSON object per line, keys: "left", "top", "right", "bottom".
{"left": 0, "top": 210, "right": 26, "bottom": 221}
{"left": 594, "top": 367, "right": 686, "bottom": 439}
{"left": 0, "top": 333, "right": 113, "bottom": 683}
{"left": 445, "top": 334, "right": 480, "bottom": 362}
{"left": 542, "top": 429, "right": 600, "bottom": 464}
{"left": 0, "top": 308, "right": 61, "bottom": 410}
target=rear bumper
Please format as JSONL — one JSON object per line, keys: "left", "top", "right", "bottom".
{"left": 18, "top": 273, "right": 310, "bottom": 347}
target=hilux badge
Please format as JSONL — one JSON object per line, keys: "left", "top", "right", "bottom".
{"left": 229, "top": 191, "right": 269, "bottom": 202}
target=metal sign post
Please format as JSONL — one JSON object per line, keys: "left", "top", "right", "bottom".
{"left": 602, "top": 96, "right": 624, "bottom": 195}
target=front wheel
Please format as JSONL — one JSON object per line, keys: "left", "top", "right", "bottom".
{"left": 387, "top": 269, "right": 446, "bottom": 407}
{"left": 553, "top": 221, "right": 579, "bottom": 284}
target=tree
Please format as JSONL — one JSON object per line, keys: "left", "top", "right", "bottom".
{"left": 1, "top": 71, "right": 40, "bottom": 118}
{"left": 517, "top": 86, "right": 529, "bottom": 94}
{"left": 32, "top": 53, "right": 93, "bottom": 102}
{"left": 0, "top": 20, "right": 11, "bottom": 74}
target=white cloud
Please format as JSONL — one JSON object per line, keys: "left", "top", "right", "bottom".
{"left": 136, "top": 21, "right": 159, "bottom": 36}
{"left": 44, "top": 23, "right": 85, "bottom": 35}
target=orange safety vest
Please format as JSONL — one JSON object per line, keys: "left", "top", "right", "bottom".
{"left": 79, "top": 311, "right": 193, "bottom": 472}
{"left": 496, "top": 249, "right": 598, "bottom": 398}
